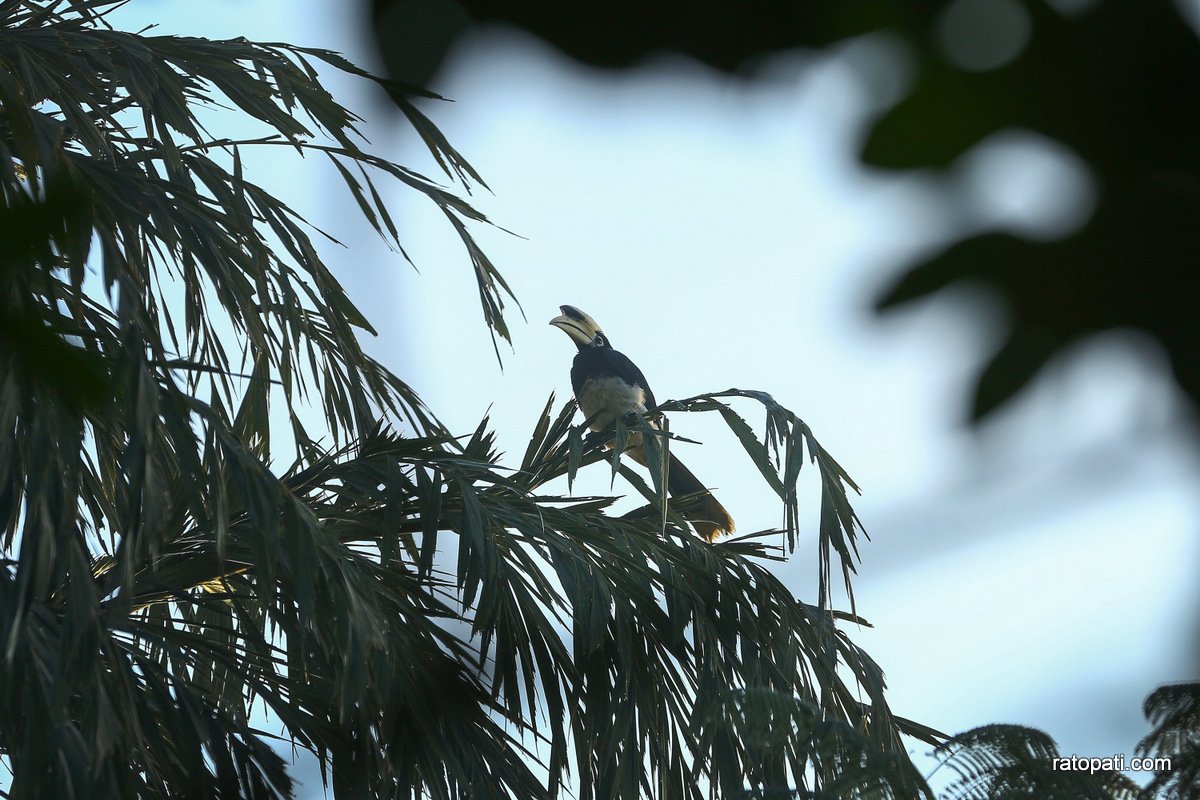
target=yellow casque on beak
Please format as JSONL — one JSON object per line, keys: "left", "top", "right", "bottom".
{"left": 550, "top": 305, "right": 602, "bottom": 347}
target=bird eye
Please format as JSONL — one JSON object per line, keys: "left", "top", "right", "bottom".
{"left": 593, "top": 335, "right": 605, "bottom": 347}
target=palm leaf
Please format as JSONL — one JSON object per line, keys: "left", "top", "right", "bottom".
{"left": 932, "top": 724, "right": 1140, "bottom": 800}
{"left": 1137, "top": 682, "right": 1200, "bottom": 799}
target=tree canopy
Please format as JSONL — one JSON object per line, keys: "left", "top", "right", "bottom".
{"left": 0, "top": 1, "right": 921, "bottom": 796}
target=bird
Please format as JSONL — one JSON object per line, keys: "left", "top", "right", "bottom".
{"left": 549, "top": 304, "right": 734, "bottom": 541}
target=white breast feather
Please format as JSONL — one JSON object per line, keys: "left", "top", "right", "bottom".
{"left": 578, "top": 377, "right": 646, "bottom": 432}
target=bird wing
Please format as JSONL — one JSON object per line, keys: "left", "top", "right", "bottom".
{"left": 571, "top": 347, "right": 657, "bottom": 414}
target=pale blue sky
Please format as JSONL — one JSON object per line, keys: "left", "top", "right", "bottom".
{"left": 121, "top": 2, "right": 1200, "bottom": 794}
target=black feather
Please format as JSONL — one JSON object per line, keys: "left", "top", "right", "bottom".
{"left": 570, "top": 347, "right": 656, "bottom": 410}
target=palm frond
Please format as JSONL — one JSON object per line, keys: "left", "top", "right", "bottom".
{"left": 1137, "top": 682, "right": 1200, "bottom": 800}
{"left": 0, "top": 0, "right": 518, "bottom": 795}
{"left": 657, "top": 389, "right": 866, "bottom": 612}
{"left": 932, "top": 724, "right": 1141, "bottom": 800}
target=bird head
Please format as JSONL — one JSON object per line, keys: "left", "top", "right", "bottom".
{"left": 550, "top": 305, "right": 610, "bottom": 349}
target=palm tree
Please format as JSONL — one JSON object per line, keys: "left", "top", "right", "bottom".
{"left": 1, "top": 1, "right": 1110, "bottom": 798}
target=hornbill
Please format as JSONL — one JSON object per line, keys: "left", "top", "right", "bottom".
{"left": 550, "top": 305, "right": 734, "bottom": 541}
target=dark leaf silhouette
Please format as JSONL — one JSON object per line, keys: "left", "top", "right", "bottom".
{"left": 932, "top": 724, "right": 1139, "bottom": 800}
{"left": 1137, "top": 682, "right": 1200, "bottom": 800}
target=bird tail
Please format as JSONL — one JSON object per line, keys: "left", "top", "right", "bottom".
{"left": 665, "top": 452, "right": 735, "bottom": 542}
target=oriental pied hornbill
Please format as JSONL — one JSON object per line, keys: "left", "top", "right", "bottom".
{"left": 550, "top": 305, "right": 734, "bottom": 541}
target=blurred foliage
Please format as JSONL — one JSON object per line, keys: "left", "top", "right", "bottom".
{"left": 864, "top": 0, "right": 1200, "bottom": 423}
{"left": 370, "top": 0, "right": 1200, "bottom": 423}
{"left": 0, "top": 1, "right": 943, "bottom": 797}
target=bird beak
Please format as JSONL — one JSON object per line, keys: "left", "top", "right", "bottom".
{"left": 550, "top": 305, "right": 601, "bottom": 346}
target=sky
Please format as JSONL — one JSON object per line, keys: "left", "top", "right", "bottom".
{"left": 124, "top": 1, "right": 1200, "bottom": 795}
